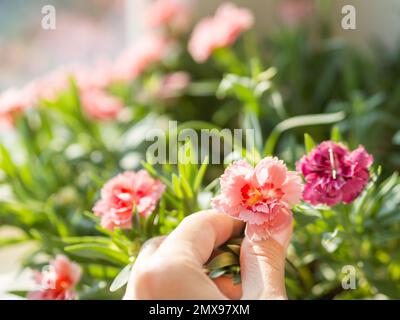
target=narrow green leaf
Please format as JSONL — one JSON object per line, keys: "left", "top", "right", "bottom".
{"left": 65, "top": 244, "right": 130, "bottom": 266}
{"left": 304, "top": 133, "right": 316, "bottom": 153}
{"left": 264, "top": 112, "right": 345, "bottom": 155}
{"left": 209, "top": 269, "right": 227, "bottom": 279}
{"left": 193, "top": 156, "right": 209, "bottom": 193}
{"left": 227, "top": 244, "right": 241, "bottom": 255}
{"left": 172, "top": 174, "right": 184, "bottom": 199}
{"left": 331, "top": 126, "right": 341, "bottom": 142}
{"left": 180, "top": 174, "right": 194, "bottom": 199}
{"left": 110, "top": 263, "right": 133, "bottom": 292}
{"left": 206, "top": 252, "right": 238, "bottom": 270}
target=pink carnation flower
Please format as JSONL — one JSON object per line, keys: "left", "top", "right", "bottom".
{"left": 28, "top": 255, "right": 81, "bottom": 300}
{"left": 188, "top": 3, "right": 254, "bottom": 62}
{"left": 113, "top": 34, "right": 171, "bottom": 81}
{"left": 73, "top": 60, "right": 115, "bottom": 91}
{"left": 212, "top": 157, "right": 303, "bottom": 241}
{"left": 80, "top": 89, "right": 123, "bottom": 121}
{"left": 93, "top": 170, "right": 165, "bottom": 231}
{"left": 296, "top": 141, "right": 373, "bottom": 207}
{"left": 158, "top": 71, "right": 190, "bottom": 99}
{"left": 145, "top": 0, "right": 192, "bottom": 33}
{"left": 0, "top": 87, "right": 35, "bottom": 130}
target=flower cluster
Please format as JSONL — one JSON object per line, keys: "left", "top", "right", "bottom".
{"left": 212, "top": 141, "right": 373, "bottom": 241}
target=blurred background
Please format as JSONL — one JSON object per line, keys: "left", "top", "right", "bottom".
{"left": 2, "top": 0, "right": 400, "bottom": 89}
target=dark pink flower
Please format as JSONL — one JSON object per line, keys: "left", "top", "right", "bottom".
{"left": 188, "top": 3, "right": 254, "bottom": 62}
{"left": 296, "top": 141, "right": 373, "bottom": 206}
{"left": 28, "top": 255, "right": 81, "bottom": 300}
{"left": 93, "top": 170, "right": 165, "bottom": 231}
{"left": 80, "top": 89, "right": 123, "bottom": 121}
{"left": 212, "top": 157, "right": 303, "bottom": 241}
{"left": 145, "top": 0, "right": 192, "bottom": 33}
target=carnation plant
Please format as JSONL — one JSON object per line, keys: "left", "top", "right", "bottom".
{"left": 0, "top": 0, "right": 399, "bottom": 300}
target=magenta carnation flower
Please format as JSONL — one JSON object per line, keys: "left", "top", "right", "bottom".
{"left": 211, "top": 157, "right": 303, "bottom": 241}
{"left": 93, "top": 170, "right": 165, "bottom": 231}
{"left": 296, "top": 141, "right": 373, "bottom": 207}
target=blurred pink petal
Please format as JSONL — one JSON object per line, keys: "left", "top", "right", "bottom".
{"left": 113, "top": 34, "right": 171, "bottom": 81}
{"left": 279, "top": 0, "right": 315, "bottom": 26}
{"left": 158, "top": 71, "right": 190, "bottom": 99}
{"left": 80, "top": 89, "right": 123, "bottom": 121}
{"left": 188, "top": 2, "right": 254, "bottom": 62}
{"left": 28, "top": 255, "right": 81, "bottom": 300}
{"left": 145, "top": 0, "right": 192, "bottom": 33}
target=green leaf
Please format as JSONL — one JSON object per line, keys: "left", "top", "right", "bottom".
{"left": 110, "top": 263, "right": 133, "bottom": 292}
{"left": 264, "top": 112, "right": 345, "bottom": 155}
{"left": 7, "top": 290, "right": 28, "bottom": 298}
{"left": 172, "top": 174, "right": 184, "bottom": 199}
{"left": 392, "top": 131, "right": 400, "bottom": 145}
{"left": 304, "top": 133, "right": 316, "bottom": 153}
{"left": 331, "top": 126, "right": 341, "bottom": 142}
{"left": 227, "top": 244, "right": 241, "bottom": 255}
{"left": 209, "top": 269, "right": 227, "bottom": 279}
{"left": 193, "top": 156, "right": 209, "bottom": 193}
{"left": 206, "top": 252, "right": 238, "bottom": 270}
{"left": 180, "top": 174, "right": 194, "bottom": 199}
{"left": 62, "top": 236, "right": 113, "bottom": 245}
{"left": 65, "top": 244, "right": 130, "bottom": 266}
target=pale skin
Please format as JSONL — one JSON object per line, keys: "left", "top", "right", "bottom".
{"left": 124, "top": 209, "right": 292, "bottom": 300}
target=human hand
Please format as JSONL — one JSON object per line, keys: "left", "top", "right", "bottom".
{"left": 124, "top": 209, "right": 292, "bottom": 300}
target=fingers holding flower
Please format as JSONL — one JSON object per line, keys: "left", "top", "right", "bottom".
{"left": 212, "top": 157, "right": 303, "bottom": 242}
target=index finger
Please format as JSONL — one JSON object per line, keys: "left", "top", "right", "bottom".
{"left": 156, "top": 210, "right": 244, "bottom": 265}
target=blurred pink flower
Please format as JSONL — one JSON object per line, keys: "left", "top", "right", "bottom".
{"left": 31, "top": 68, "right": 70, "bottom": 102}
{"left": 158, "top": 71, "right": 190, "bottom": 99}
{"left": 80, "top": 89, "right": 123, "bottom": 121}
{"left": 279, "top": 0, "right": 314, "bottom": 26}
{"left": 296, "top": 141, "right": 373, "bottom": 207}
{"left": 188, "top": 2, "right": 254, "bottom": 62}
{"left": 0, "top": 87, "right": 35, "bottom": 130}
{"left": 145, "top": 0, "right": 192, "bottom": 33}
{"left": 93, "top": 170, "right": 165, "bottom": 231}
{"left": 28, "top": 255, "right": 81, "bottom": 300}
{"left": 212, "top": 157, "right": 302, "bottom": 241}
{"left": 73, "top": 60, "right": 115, "bottom": 91}
{"left": 113, "top": 34, "right": 171, "bottom": 81}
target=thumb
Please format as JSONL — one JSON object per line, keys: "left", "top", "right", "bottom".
{"left": 240, "top": 219, "right": 292, "bottom": 300}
